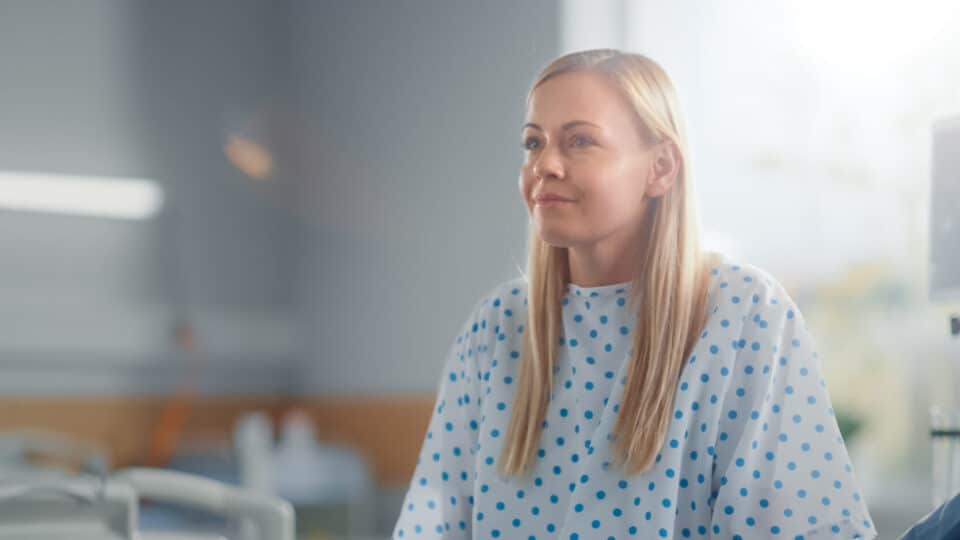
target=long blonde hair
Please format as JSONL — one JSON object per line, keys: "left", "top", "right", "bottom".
{"left": 499, "top": 49, "right": 714, "bottom": 477}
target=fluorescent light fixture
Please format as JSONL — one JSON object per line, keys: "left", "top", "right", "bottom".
{"left": 0, "top": 171, "right": 164, "bottom": 220}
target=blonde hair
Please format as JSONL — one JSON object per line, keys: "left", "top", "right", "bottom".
{"left": 499, "top": 49, "right": 715, "bottom": 477}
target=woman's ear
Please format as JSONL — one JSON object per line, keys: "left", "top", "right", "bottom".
{"left": 644, "top": 141, "right": 679, "bottom": 198}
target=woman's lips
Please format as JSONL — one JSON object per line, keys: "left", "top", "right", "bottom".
{"left": 534, "top": 199, "right": 575, "bottom": 207}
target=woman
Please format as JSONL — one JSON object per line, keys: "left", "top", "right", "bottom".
{"left": 392, "top": 49, "right": 877, "bottom": 540}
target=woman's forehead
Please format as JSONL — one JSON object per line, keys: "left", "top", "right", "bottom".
{"left": 525, "top": 71, "right": 632, "bottom": 131}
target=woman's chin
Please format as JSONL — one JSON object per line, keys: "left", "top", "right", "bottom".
{"left": 534, "top": 227, "right": 578, "bottom": 248}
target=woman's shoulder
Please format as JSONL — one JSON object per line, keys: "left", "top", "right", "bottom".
{"left": 705, "top": 251, "right": 801, "bottom": 317}
{"left": 455, "top": 276, "right": 529, "bottom": 339}
{"left": 478, "top": 276, "right": 529, "bottom": 323}
{"left": 442, "top": 277, "right": 528, "bottom": 374}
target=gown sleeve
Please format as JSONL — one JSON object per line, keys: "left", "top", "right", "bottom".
{"left": 391, "top": 296, "right": 488, "bottom": 539}
{"left": 708, "top": 275, "right": 878, "bottom": 540}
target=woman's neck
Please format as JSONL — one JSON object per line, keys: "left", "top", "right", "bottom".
{"left": 567, "top": 229, "right": 648, "bottom": 287}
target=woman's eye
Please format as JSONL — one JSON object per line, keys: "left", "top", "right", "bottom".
{"left": 572, "top": 134, "right": 594, "bottom": 147}
{"left": 523, "top": 137, "right": 541, "bottom": 150}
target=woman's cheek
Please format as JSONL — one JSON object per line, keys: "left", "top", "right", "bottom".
{"left": 518, "top": 173, "right": 534, "bottom": 211}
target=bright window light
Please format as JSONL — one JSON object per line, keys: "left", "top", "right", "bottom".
{"left": 0, "top": 171, "right": 164, "bottom": 220}
{"left": 783, "top": 0, "right": 956, "bottom": 73}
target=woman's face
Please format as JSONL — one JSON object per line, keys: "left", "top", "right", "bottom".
{"left": 519, "top": 70, "right": 662, "bottom": 251}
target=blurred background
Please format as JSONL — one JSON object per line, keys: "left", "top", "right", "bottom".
{"left": 0, "top": 1, "right": 957, "bottom": 539}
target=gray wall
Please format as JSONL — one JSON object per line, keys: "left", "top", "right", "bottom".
{"left": 0, "top": 0, "right": 300, "bottom": 394}
{"left": 289, "top": 0, "right": 560, "bottom": 394}
{"left": 0, "top": 0, "right": 559, "bottom": 395}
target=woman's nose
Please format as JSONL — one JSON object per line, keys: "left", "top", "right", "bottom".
{"left": 533, "top": 150, "right": 563, "bottom": 180}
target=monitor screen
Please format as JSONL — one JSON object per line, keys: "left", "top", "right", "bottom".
{"left": 931, "top": 115, "right": 960, "bottom": 302}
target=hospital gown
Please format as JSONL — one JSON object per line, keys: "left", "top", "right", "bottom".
{"left": 392, "top": 255, "right": 878, "bottom": 539}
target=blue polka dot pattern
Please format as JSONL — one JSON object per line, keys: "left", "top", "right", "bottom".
{"left": 392, "top": 255, "right": 877, "bottom": 539}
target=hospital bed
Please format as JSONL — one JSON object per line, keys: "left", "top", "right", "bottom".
{"left": 0, "top": 467, "right": 294, "bottom": 540}
{"left": 0, "top": 429, "right": 109, "bottom": 476}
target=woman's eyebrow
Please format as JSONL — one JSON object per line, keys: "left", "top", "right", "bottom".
{"left": 521, "top": 120, "right": 601, "bottom": 133}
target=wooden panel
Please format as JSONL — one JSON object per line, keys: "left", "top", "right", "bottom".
{"left": 0, "top": 394, "right": 433, "bottom": 487}
{"left": 297, "top": 395, "right": 435, "bottom": 486}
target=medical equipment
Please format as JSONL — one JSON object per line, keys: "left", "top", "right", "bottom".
{"left": 0, "top": 467, "right": 294, "bottom": 540}
{"left": 930, "top": 114, "right": 960, "bottom": 303}
{"left": 0, "top": 429, "right": 109, "bottom": 476}
{"left": 931, "top": 316, "right": 960, "bottom": 508}
{"left": 235, "top": 410, "right": 376, "bottom": 539}
{"left": 929, "top": 114, "right": 960, "bottom": 508}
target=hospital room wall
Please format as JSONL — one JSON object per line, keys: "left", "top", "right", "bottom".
{"left": 0, "top": 0, "right": 303, "bottom": 395}
{"left": 0, "top": 0, "right": 561, "bottom": 398}
{"left": 289, "top": 0, "right": 561, "bottom": 396}
{"left": 0, "top": 0, "right": 562, "bottom": 484}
